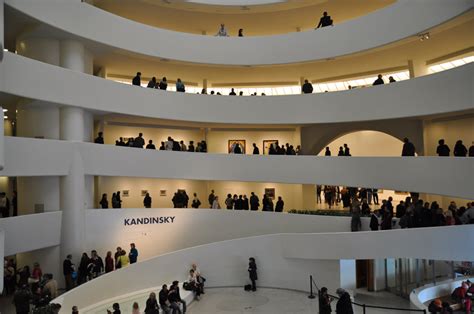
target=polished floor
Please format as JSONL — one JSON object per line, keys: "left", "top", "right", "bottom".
{"left": 187, "top": 287, "right": 419, "bottom": 314}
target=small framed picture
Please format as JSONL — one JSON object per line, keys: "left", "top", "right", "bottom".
{"left": 122, "top": 190, "right": 130, "bottom": 197}
{"left": 160, "top": 190, "right": 167, "bottom": 197}
{"left": 141, "top": 190, "right": 148, "bottom": 196}
{"left": 265, "top": 188, "right": 275, "bottom": 199}
{"left": 263, "top": 140, "right": 279, "bottom": 154}
{"left": 228, "top": 139, "right": 246, "bottom": 154}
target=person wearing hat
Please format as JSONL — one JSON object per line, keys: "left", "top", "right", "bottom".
{"left": 335, "top": 288, "right": 353, "bottom": 313}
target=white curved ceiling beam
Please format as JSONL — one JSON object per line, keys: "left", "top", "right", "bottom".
{"left": 6, "top": 0, "right": 473, "bottom": 65}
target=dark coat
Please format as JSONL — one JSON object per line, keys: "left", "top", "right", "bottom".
{"left": 250, "top": 195, "right": 259, "bottom": 210}
{"left": 144, "top": 297, "right": 159, "bottom": 314}
{"left": 248, "top": 261, "right": 258, "bottom": 280}
{"left": 370, "top": 214, "right": 379, "bottom": 231}
{"left": 336, "top": 292, "right": 353, "bottom": 313}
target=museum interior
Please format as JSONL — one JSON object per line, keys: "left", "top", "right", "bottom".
{"left": 0, "top": 0, "right": 473, "bottom": 313}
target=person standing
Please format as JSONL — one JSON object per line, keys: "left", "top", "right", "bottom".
{"left": 436, "top": 139, "right": 450, "bottom": 156}
{"left": 143, "top": 193, "right": 152, "bottom": 208}
{"left": 335, "top": 288, "right": 354, "bottom": 313}
{"left": 99, "top": 193, "right": 108, "bottom": 209}
{"left": 208, "top": 190, "right": 215, "bottom": 208}
{"left": 250, "top": 192, "right": 259, "bottom": 211}
{"left": 275, "top": 196, "right": 284, "bottom": 212}
{"left": 147, "top": 77, "right": 157, "bottom": 88}
{"left": 401, "top": 138, "right": 416, "bottom": 156}
{"left": 132, "top": 72, "right": 142, "bottom": 86}
{"left": 469, "top": 142, "right": 474, "bottom": 157}
{"left": 324, "top": 147, "right": 331, "bottom": 156}
{"left": 94, "top": 132, "right": 104, "bottom": 144}
{"left": 302, "top": 79, "right": 313, "bottom": 94}
{"left": 370, "top": 210, "right": 380, "bottom": 231}
{"left": 252, "top": 143, "right": 260, "bottom": 155}
{"left": 319, "top": 287, "right": 333, "bottom": 314}
{"left": 373, "top": 74, "right": 384, "bottom": 86}
{"left": 116, "top": 191, "right": 122, "bottom": 208}
{"left": 63, "top": 254, "right": 75, "bottom": 291}
{"left": 176, "top": 78, "right": 186, "bottom": 92}
{"left": 212, "top": 196, "right": 221, "bottom": 209}
{"left": 105, "top": 251, "right": 114, "bottom": 273}
{"left": 453, "top": 140, "right": 468, "bottom": 157}
{"left": 338, "top": 147, "right": 344, "bottom": 156}
{"left": 12, "top": 191, "right": 17, "bottom": 216}
{"left": 238, "top": 29, "right": 244, "bottom": 37}
{"left": 159, "top": 77, "right": 168, "bottom": 90}
{"left": 135, "top": 133, "right": 145, "bottom": 148}
{"left": 129, "top": 243, "right": 138, "bottom": 264}
{"left": 243, "top": 195, "right": 249, "bottom": 210}
{"left": 146, "top": 140, "right": 156, "bottom": 149}
{"left": 13, "top": 284, "right": 33, "bottom": 314}
{"left": 216, "top": 24, "right": 229, "bottom": 37}
{"left": 192, "top": 193, "right": 201, "bottom": 208}
{"left": 144, "top": 292, "right": 159, "bottom": 314}
{"left": 343, "top": 144, "right": 351, "bottom": 156}
{"left": 248, "top": 257, "right": 258, "bottom": 291}
{"left": 0, "top": 192, "right": 9, "bottom": 217}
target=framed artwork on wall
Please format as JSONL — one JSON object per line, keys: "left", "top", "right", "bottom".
{"left": 122, "top": 190, "right": 130, "bottom": 197}
{"left": 263, "top": 140, "right": 279, "bottom": 154}
{"left": 265, "top": 188, "right": 275, "bottom": 199}
{"left": 228, "top": 140, "right": 246, "bottom": 154}
{"left": 141, "top": 190, "right": 148, "bottom": 196}
{"left": 160, "top": 190, "right": 167, "bottom": 196}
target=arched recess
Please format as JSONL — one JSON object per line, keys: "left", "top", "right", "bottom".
{"left": 317, "top": 130, "right": 404, "bottom": 157}
{"left": 300, "top": 119, "right": 424, "bottom": 156}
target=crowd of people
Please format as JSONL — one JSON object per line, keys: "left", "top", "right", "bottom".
{"left": 208, "top": 190, "right": 284, "bottom": 212}
{"left": 94, "top": 132, "right": 209, "bottom": 153}
{"left": 4, "top": 259, "right": 61, "bottom": 313}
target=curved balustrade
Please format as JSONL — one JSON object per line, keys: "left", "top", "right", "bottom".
{"left": 55, "top": 225, "right": 474, "bottom": 312}
{"left": 0, "top": 137, "right": 472, "bottom": 199}
{"left": 7, "top": 0, "right": 473, "bottom": 65}
{"left": 1, "top": 53, "right": 473, "bottom": 125}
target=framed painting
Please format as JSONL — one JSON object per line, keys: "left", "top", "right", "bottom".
{"left": 263, "top": 140, "right": 279, "bottom": 154}
{"left": 228, "top": 140, "right": 246, "bottom": 154}
{"left": 141, "top": 190, "right": 148, "bottom": 196}
{"left": 160, "top": 190, "right": 167, "bottom": 197}
{"left": 265, "top": 188, "right": 275, "bottom": 199}
{"left": 122, "top": 190, "right": 130, "bottom": 197}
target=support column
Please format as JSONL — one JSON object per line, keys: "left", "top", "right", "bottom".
{"left": 58, "top": 40, "right": 92, "bottom": 263}
{"left": 301, "top": 184, "right": 316, "bottom": 210}
{"left": 60, "top": 151, "right": 86, "bottom": 259}
{"left": 408, "top": 59, "right": 429, "bottom": 78}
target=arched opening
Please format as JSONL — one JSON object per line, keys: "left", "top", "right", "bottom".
{"left": 317, "top": 130, "right": 404, "bottom": 156}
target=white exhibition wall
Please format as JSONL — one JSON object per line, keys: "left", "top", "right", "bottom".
{"left": 56, "top": 225, "right": 474, "bottom": 312}
{"left": 0, "top": 106, "right": 4, "bottom": 171}
{"left": 7, "top": 0, "right": 473, "bottom": 65}
{"left": 1, "top": 52, "right": 473, "bottom": 124}
{"left": 0, "top": 211, "right": 62, "bottom": 256}
{"left": 84, "top": 208, "right": 370, "bottom": 261}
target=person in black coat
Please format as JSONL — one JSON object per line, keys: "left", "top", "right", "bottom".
{"left": 401, "top": 138, "right": 416, "bottom": 156}
{"left": 319, "top": 287, "right": 333, "bottom": 314}
{"left": 335, "top": 288, "right": 354, "bottom": 313}
{"left": 453, "top": 140, "right": 468, "bottom": 157}
{"left": 250, "top": 192, "right": 259, "bottom": 211}
{"left": 248, "top": 257, "right": 258, "bottom": 291}
{"left": 243, "top": 195, "right": 249, "bottom": 210}
{"left": 132, "top": 72, "right": 141, "bottom": 86}
{"left": 370, "top": 210, "right": 379, "bottom": 231}
{"left": 302, "top": 79, "right": 313, "bottom": 94}
{"left": 324, "top": 147, "right": 331, "bottom": 156}
{"left": 343, "top": 144, "right": 351, "bottom": 156}
{"left": 63, "top": 254, "right": 75, "bottom": 291}
{"left": 373, "top": 74, "right": 384, "bottom": 86}
{"left": 436, "top": 139, "right": 450, "bottom": 156}
{"left": 275, "top": 196, "right": 284, "bottom": 212}
{"left": 144, "top": 292, "right": 160, "bottom": 314}
{"left": 252, "top": 143, "right": 260, "bottom": 155}
{"left": 94, "top": 132, "right": 104, "bottom": 144}
{"left": 316, "top": 12, "right": 333, "bottom": 28}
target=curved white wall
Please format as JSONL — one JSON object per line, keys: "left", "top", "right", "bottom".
{"left": 1, "top": 53, "right": 473, "bottom": 125}
{"left": 0, "top": 106, "right": 4, "bottom": 171}
{"left": 7, "top": 0, "right": 473, "bottom": 65}
{"left": 0, "top": 211, "right": 62, "bottom": 255}
{"left": 410, "top": 277, "right": 474, "bottom": 310}
{"left": 56, "top": 225, "right": 474, "bottom": 312}
{"left": 0, "top": 137, "right": 472, "bottom": 199}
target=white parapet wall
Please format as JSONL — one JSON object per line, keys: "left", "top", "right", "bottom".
{"left": 6, "top": 0, "right": 473, "bottom": 65}
{"left": 410, "top": 276, "right": 474, "bottom": 310}
{"left": 1, "top": 53, "right": 473, "bottom": 124}
{"left": 55, "top": 225, "right": 474, "bottom": 313}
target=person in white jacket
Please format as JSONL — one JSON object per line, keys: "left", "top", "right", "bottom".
{"left": 216, "top": 24, "right": 229, "bottom": 37}
{"left": 212, "top": 196, "right": 221, "bottom": 209}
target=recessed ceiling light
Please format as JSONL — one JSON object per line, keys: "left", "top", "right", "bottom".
{"left": 2, "top": 109, "right": 7, "bottom": 112}
{"left": 3, "top": 49, "right": 8, "bottom": 52}
{"left": 3, "top": 116, "right": 8, "bottom": 119}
